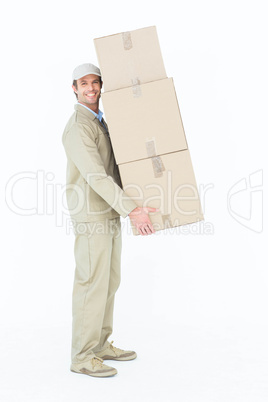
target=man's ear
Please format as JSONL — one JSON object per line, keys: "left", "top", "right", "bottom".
{"left": 72, "top": 84, "right": 77, "bottom": 93}
{"left": 100, "top": 80, "right": 103, "bottom": 89}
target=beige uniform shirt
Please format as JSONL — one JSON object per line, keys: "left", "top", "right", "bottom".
{"left": 62, "top": 104, "right": 137, "bottom": 222}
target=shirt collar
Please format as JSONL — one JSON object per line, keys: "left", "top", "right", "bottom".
{"left": 77, "top": 102, "right": 103, "bottom": 123}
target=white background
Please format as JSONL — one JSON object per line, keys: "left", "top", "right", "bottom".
{"left": 1, "top": 0, "right": 267, "bottom": 401}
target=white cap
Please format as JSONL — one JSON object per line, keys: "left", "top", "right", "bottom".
{"left": 72, "top": 63, "right": 101, "bottom": 80}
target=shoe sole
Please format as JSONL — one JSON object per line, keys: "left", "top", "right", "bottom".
{"left": 71, "top": 367, "right": 117, "bottom": 378}
{"left": 99, "top": 352, "right": 137, "bottom": 361}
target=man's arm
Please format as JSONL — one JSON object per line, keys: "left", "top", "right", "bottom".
{"left": 63, "top": 123, "right": 157, "bottom": 234}
{"left": 63, "top": 123, "right": 137, "bottom": 217}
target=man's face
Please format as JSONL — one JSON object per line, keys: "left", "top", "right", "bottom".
{"left": 72, "top": 74, "right": 102, "bottom": 110}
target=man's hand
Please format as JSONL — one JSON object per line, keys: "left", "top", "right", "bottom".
{"left": 128, "top": 207, "right": 158, "bottom": 236}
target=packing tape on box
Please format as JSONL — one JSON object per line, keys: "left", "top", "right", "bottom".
{"left": 162, "top": 214, "right": 172, "bottom": 228}
{"left": 131, "top": 77, "right": 142, "bottom": 97}
{"left": 146, "top": 139, "right": 157, "bottom": 157}
{"left": 151, "top": 156, "right": 165, "bottom": 178}
{"left": 146, "top": 139, "right": 165, "bottom": 177}
{"left": 122, "top": 32, "right": 133, "bottom": 50}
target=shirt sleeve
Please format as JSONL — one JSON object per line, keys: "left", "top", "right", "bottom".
{"left": 63, "top": 122, "right": 137, "bottom": 217}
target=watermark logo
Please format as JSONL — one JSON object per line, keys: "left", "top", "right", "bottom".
{"left": 5, "top": 168, "right": 263, "bottom": 234}
{"left": 227, "top": 170, "right": 263, "bottom": 233}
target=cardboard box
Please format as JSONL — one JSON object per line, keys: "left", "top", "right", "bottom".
{"left": 94, "top": 26, "right": 166, "bottom": 92}
{"left": 94, "top": 26, "right": 204, "bottom": 234}
{"left": 102, "top": 78, "right": 188, "bottom": 165}
{"left": 119, "top": 150, "right": 204, "bottom": 234}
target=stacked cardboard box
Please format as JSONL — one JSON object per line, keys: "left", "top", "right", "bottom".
{"left": 94, "top": 26, "right": 203, "bottom": 234}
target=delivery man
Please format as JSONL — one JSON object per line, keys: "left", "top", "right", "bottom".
{"left": 62, "top": 63, "right": 157, "bottom": 378}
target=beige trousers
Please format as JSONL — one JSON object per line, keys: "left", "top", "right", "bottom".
{"left": 71, "top": 217, "right": 122, "bottom": 364}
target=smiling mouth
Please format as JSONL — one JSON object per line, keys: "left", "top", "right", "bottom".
{"left": 86, "top": 93, "right": 96, "bottom": 98}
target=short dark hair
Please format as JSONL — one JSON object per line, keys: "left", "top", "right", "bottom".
{"left": 73, "top": 80, "right": 78, "bottom": 99}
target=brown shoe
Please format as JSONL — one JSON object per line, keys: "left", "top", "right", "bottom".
{"left": 71, "top": 356, "right": 117, "bottom": 377}
{"left": 95, "top": 341, "right": 137, "bottom": 361}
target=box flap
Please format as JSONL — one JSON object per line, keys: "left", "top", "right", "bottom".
{"left": 119, "top": 150, "right": 204, "bottom": 234}
{"left": 102, "top": 78, "right": 188, "bottom": 164}
{"left": 94, "top": 26, "right": 167, "bottom": 92}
